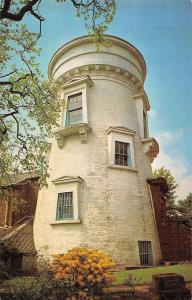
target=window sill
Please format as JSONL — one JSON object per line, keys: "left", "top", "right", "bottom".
{"left": 50, "top": 219, "right": 82, "bottom": 225}
{"left": 108, "top": 165, "right": 138, "bottom": 172}
{"left": 52, "top": 123, "right": 91, "bottom": 149}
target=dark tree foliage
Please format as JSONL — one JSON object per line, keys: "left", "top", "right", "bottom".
{"left": 177, "top": 193, "right": 192, "bottom": 228}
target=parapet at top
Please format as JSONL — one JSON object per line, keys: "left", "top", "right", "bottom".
{"left": 48, "top": 35, "right": 146, "bottom": 84}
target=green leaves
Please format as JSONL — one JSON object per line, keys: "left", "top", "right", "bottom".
{"left": 177, "top": 193, "right": 192, "bottom": 227}
{"left": 153, "top": 167, "right": 178, "bottom": 216}
{"left": 0, "top": 20, "right": 62, "bottom": 190}
{"left": 0, "top": 0, "right": 116, "bottom": 193}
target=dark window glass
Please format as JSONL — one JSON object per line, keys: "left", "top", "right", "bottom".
{"left": 138, "top": 241, "right": 152, "bottom": 265}
{"left": 56, "top": 192, "right": 73, "bottom": 220}
{"left": 115, "top": 141, "right": 131, "bottom": 166}
{"left": 143, "top": 110, "right": 148, "bottom": 138}
{"left": 67, "top": 92, "right": 82, "bottom": 125}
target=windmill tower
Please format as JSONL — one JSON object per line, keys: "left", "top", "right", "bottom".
{"left": 34, "top": 35, "right": 161, "bottom": 266}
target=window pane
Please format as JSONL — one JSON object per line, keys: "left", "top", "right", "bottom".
{"left": 68, "top": 93, "right": 82, "bottom": 110}
{"left": 124, "top": 155, "right": 128, "bottom": 166}
{"left": 123, "top": 143, "right": 128, "bottom": 155}
{"left": 115, "top": 154, "right": 120, "bottom": 165}
{"left": 69, "top": 108, "right": 82, "bottom": 124}
{"left": 56, "top": 192, "right": 73, "bottom": 220}
{"left": 115, "top": 141, "right": 119, "bottom": 153}
{"left": 115, "top": 141, "right": 131, "bottom": 166}
{"left": 138, "top": 241, "right": 152, "bottom": 265}
{"left": 120, "top": 142, "right": 124, "bottom": 154}
{"left": 67, "top": 92, "right": 82, "bottom": 125}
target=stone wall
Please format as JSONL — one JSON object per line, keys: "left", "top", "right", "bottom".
{"left": 0, "top": 178, "right": 39, "bottom": 227}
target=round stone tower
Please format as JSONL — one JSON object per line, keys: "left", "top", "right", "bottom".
{"left": 34, "top": 35, "right": 160, "bottom": 266}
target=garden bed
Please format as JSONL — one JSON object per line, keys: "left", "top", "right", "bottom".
{"left": 0, "top": 264, "right": 191, "bottom": 299}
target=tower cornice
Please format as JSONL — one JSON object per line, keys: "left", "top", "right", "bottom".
{"left": 48, "top": 35, "right": 146, "bottom": 82}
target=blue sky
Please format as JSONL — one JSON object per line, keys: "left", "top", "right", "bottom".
{"left": 28, "top": 0, "right": 192, "bottom": 198}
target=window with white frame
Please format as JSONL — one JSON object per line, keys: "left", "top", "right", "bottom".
{"left": 66, "top": 92, "right": 83, "bottom": 126}
{"left": 106, "top": 127, "right": 136, "bottom": 169}
{"left": 56, "top": 192, "right": 73, "bottom": 220}
{"left": 115, "top": 141, "right": 132, "bottom": 166}
{"left": 61, "top": 77, "right": 93, "bottom": 128}
{"left": 51, "top": 176, "right": 83, "bottom": 224}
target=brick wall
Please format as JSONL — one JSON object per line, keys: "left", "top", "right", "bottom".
{"left": 12, "top": 179, "right": 39, "bottom": 224}
{"left": 148, "top": 177, "right": 192, "bottom": 261}
{"left": 0, "top": 177, "right": 39, "bottom": 227}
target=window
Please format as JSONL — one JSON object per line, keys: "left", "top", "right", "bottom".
{"left": 66, "top": 92, "right": 82, "bottom": 126}
{"left": 52, "top": 176, "right": 83, "bottom": 224}
{"left": 106, "top": 127, "right": 136, "bottom": 169}
{"left": 56, "top": 192, "right": 73, "bottom": 220}
{"left": 138, "top": 241, "right": 153, "bottom": 265}
{"left": 143, "top": 110, "right": 148, "bottom": 138}
{"left": 115, "top": 141, "right": 131, "bottom": 166}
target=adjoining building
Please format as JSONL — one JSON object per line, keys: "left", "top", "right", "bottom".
{"left": 0, "top": 174, "right": 39, "bottom": 274}
{"left": 34, "top": 35, "right": 162, "bottom": 266}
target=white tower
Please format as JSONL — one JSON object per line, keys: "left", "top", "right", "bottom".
{"left": 34, "top": 35, "right": 160, "bottom": 266}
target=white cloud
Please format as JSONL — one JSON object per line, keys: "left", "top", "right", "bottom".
{"left": 152, "top": 130, "right": 192, "bottom": 199}
{"left": 148, "top": 109, "right": 157, "bottom": 119}
{"left": 156, "top": 129, "right": 183, "bottom": 145}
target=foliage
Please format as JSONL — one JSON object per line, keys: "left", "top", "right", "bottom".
{"left": 123, "top": 273, "right": 141, "bottom": 298}
{"left": 0, "top": 242, "right": 19, "bottom": 281}
{"left": 57, "top": 0, "right": 116, "bottom": 48}
{"left": 0, "top": 276, "right": 49, "bottom": 300}
{"left": 0, "top": 242, "right": 10, "bottom": 281}
{"left": 177, "top": 193, "right": 192, "bottom": 227}
{"left": 0, "top": 19, "right": 62, "bottom": 192}
{"left": 52, "top": 247, "right": 115, "bottom": 299}
{"left": 0, "top": 0, "right": 115, "bottom": 195}
{"left": 153, "top": 167, "right": 178, "bottom": 216}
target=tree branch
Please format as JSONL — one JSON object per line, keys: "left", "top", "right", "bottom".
{"left": 0, "top": 70, "right": 17, "bottom": 79}
{"left": 0, "top": 0, "right": 44, "bottom": 21}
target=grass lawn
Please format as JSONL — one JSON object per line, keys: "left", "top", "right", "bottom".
{"left": 113, "top": 264, "right": 192, "bottom": 285}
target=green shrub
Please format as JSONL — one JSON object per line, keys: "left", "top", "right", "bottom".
{"left": 0, "top": 242, "right": 10, "bottom": 281}
{"left": 0, "top": 275, "right": 56, "bottom": 300}
{"left": 123, "top": 273, "right": 141, "bottom": 298}
{"left": 0, "top": 276, "right": 40, "bottom": 300}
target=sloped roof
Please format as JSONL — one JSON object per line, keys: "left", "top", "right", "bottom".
{"left": 0, "top": 217, "right": 37, "bottom": 255}
{"left": 9, "top": 173, "right": 39, "bottom": 186}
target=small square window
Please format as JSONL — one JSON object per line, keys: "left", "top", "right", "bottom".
{"left": 66, "top": 92, "right": 82, "bottom": 126}
{"left": 56, "top": 192, "right": 73, "bottom": 220}
{"left": 115, "top": 141, "right": 131, "bottom": 166}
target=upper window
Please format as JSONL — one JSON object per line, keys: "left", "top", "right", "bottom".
{"left": 56, "top": 192, "right": 73, "bottom": 220}
{"left": 106, "top": 127, "right": 136, "bottom": 169}
{"left": 115, "top": 141, "right": 132, "bottom": 166}
{"left": 66, "top": 92, "right": 82, "bottom": 126}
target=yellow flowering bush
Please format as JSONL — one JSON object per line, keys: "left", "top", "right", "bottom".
{"left": 52, "top": 247, "right": 115, "bottom": 299}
